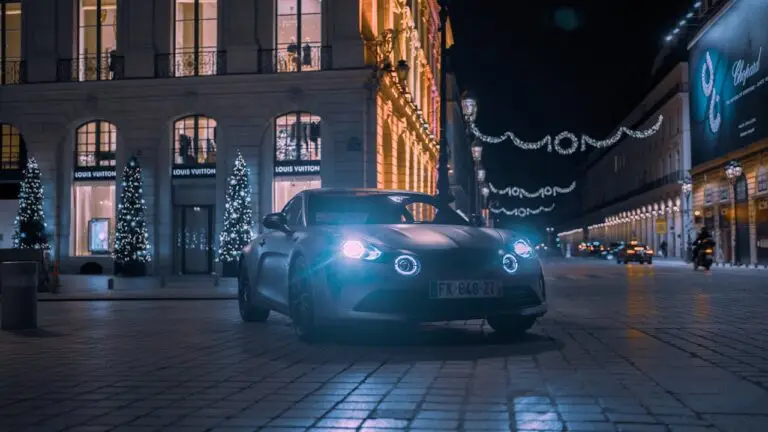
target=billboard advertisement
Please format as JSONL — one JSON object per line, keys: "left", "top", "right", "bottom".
{"left": 689, "top": 0, "right": 768, "bottom": 166}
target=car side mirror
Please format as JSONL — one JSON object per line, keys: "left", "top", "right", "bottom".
{"left": 470, "top": 214, "right": 485, "bottom": 227}
{"left": 262, "top": 212, "right": 290, "bottom": 233}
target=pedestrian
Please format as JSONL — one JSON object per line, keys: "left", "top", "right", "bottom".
{"left": 660, "top": 240, "right": 668, "bottom": 258}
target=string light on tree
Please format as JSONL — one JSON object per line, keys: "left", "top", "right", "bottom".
{"left": 113, "top": 156, "right": 151, "bottom": 276}
{"left": 218, "top": 151, "right": 254, "bottom": 268}
{"left": 469, "top": 115, "right": 664, "bottom": 154}
{"left": 489, "top": 203, "right": 556, "bottom": 217}
{"left": 489, "top": 181, "right": 576, "bottom": 198}
{"left": 12, "top": 157, "right": 49, "bottom": 250}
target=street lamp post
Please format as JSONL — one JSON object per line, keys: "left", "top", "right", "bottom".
{"left": 461, "top": 90, "right": 478, "bottom": 215}
{"left": 681, "top": 175, "right": 693, "bottom": 262}
{"left": 435, "top": 0, "right": 454, "bottom": 205}
{"left": 724, "top": 160, "right": 743, "bottom": 265}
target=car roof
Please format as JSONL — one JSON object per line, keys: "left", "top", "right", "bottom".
{"left": 301, "top": 188, "right": 433, "bottom": 198}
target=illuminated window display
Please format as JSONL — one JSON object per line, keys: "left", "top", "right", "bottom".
{"left": 78, "top": 0, "right": 117, "bottom": 81}
{"left": 1, "top": 2, "right": 22, "bottom": 85}
{"left": 0, "top": 124, "right": 22, "bottom": 171}
{"left": 173, "top": 116, "right": 217, "bottom": 165}
{"left": 174, "top": 0, "right": 218, "bottom": 76}
{"left": 273, "top": 112, "right": 321, "bottom": 211}
{"left": 276, "top": 0, "right": 323, "bottom": 72}
{"left": 72, "top": 183, "right": 115, "bottom": 256}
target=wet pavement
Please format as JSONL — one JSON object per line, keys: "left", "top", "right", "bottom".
{"left": 1, "top": 259, "right": 767, "bottom": 431}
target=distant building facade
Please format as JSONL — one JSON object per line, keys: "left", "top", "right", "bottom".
{"left": 0, "top": 0, "right": 459, "bottom": 275}
{"left": 558, "top": 64, "right": 692, "bottom": 257}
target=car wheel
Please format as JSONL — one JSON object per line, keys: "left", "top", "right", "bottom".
{"left": 289, "top": 256, "right": 318, "bottom": 342}
{"left": 623, "top": 260, "right": 629, "bottom": 264}
{"left": 487, "top": 315, "right": 536, "bottom": 337}
{"left": 238, "top": 260, "right": 270, "bottom": 323}
{"left": 647, "top": 259, "right": 653, "bottom": 264}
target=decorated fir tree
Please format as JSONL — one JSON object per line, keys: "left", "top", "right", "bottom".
{"left": 113, "top": 156, "right": 151, "bottom": 275}
{"left": 12, "top": 157, "right": 50, "bottom": 250}
{"left": 218, "top": 151, "right": 253, "bottom": 273}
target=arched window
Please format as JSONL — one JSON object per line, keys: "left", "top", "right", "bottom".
{"left": 758, "top": 167, "right": 768, "bottom": 194}
{"left": 174, "top": 0, "right": 218, "bottom": 76}
{"left": 275, "top": 112, "right": 321, "bottom": 163}
{"left": 173, "top": 115, "right": 217, "bottom": 166}
{"left": 273, "top": 112, "right": 321, "bottom": 211}
{"left": 1, "top": 2, "right": 22, "bottom": 85}
{"left": 76, "top": 121, "right": 117, "bottom": 167}
{"left": 275, "top": 0, "right": 323, "bottom": 72}
{"left": 0, "top": 124, "right": 23, "bottom": 171}
{"left": 78, "top": 0, "right": 117, "bottom": 81}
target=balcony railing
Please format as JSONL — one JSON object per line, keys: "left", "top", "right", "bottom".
{"left": 1, "top": 59, "right": 26, "bottom": 85}
{"left": 75, "top": 150, "right": 117, "bottom": 168}
{"left": 155, "top": 50, "right": 227, "bottom": 78}
{"left": 258, "top": 46, "right": 332, "bottom": 74}
{"left": 57, "top": 54, "right": 124, "bottom": 82}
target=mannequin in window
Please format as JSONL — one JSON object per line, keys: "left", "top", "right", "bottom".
{"left": 179, "top": 134, "right": 192, "bottom": 164}
{"left": 206, "top": 139, "right": 217, "bottom": 163}
{"left": 287, "top": 37, "right": 299, "bottom": 71}
{"left": 302, "top": 39, "right": 313, "bottom": 67}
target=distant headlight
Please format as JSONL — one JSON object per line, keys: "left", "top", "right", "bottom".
{"left": 502, "top": 253, "right": 518, "bottom": 274}
{"left": 340, "top": 240, "right": 382, "bottom": 261}
{"left": 513, "top": 240, "right": 534, "bottom": 258}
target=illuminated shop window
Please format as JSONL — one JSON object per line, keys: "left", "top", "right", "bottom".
{"left": 1, "top": 2, "right": 22, "bottom": 85}
{"left": 0, "top": 124, "right": 22, "bottom": 170}
{"left": 78, "top": 0, "right": 117, "bottom": 81}
{"left": 173, "top": 115, "right": 217, "bottom": 165}
{"left": 174, "top": 0, "right": 218, "bottom": 76}
{"left": 273, "top": 112, "right": 322, "bottom": 211}
{"left": 72, "top": 183, "right": 115, "bottom": 256}
{"left": 275, "top": 0, "right": 322, "bottom": 72}
{"left": 758, "top": 168, "right": 768, "bottom": 193}
{"left": 76, "top": 121, "right": 117, "bottom": 167}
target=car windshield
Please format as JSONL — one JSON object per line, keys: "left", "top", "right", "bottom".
{"left": 307, "top": 193, "right": 470, "bottom": 226}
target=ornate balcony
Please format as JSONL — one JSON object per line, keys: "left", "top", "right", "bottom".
{"left": 155, "top": 50, "right": 227, "bottom": 78}
{"left": 57, "top": 54, "right": 124, "bottom": 82}
{"left": 1, "top": 59, "right": 26, "bottom": 85}
{"left": 258, "top": 45, "right": 332, "bottom": 74}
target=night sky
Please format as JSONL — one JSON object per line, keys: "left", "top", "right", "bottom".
{"left": 449, "top": 0, "right": 695, "bottom": 229}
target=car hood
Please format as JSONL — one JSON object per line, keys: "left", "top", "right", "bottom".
{"left": 336, "top": 225, "right": 507, "bottom": 251}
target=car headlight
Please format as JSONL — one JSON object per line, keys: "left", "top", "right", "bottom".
{"left": 394, "top": 255, "right": 420, "bottom": 276}
{"left": 502, "top": 253, "right": 518, "bottom": 274}
{"left": 513, "top": 240, "right": 534, "bottom": 258}
{"left": 340, "top": 240, "right": 382, "bottom": 261}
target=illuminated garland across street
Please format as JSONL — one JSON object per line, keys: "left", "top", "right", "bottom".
{"left": 489, "top": 203, "right": 556, "bottom": 217}
{"left": 489, "top": 181, "right": 576, "bottom": 198}
{"left": 470, "top": 115, "right": 664, "bottom": 155}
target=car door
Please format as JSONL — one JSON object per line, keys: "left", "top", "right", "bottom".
{"left": 258, "top": 195, "right": 304, "bottom": 307}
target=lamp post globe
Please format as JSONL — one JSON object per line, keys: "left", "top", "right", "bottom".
{"left": 476, "top": 167, "right": 486, "bottom": 182}
{"left": 471, "top": 140, "right": 483, "bottom": 162}
{"left": 724, "top": 160, "right": 743, "bottom": 184}
{"left": 460, "top": 90, "right": 477, "bottom": 123}
{"left": 395, "top": 59, "right": 409, "bottom": 84}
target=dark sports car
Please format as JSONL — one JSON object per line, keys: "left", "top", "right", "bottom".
{"left": 238, "top": 188, "right": 548, "bottom": 341}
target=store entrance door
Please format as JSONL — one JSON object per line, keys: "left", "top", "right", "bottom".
{"left": 175, "top": 205, "right": 214, "bottom": 274}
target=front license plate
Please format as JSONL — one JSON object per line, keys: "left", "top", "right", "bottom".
{"left": 429, "top": 281, "right": 502, "bottom": 299}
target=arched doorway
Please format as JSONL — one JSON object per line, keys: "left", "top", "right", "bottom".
{"left": 0, "top": 123, "right": 27, "bottom": 248}
{"left": 272, "top": 111, "right": 322, "bottom": 211}
{"left": 71, "top": 120, "right": 118, "bottom": 257}
{"left": 171, "top": 115, "right": 217, "bottom": 274}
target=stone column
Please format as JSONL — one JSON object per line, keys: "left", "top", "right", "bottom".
{"left": 154, "top": 0, "right": 173, "bottom": 55}
{"left": 120, "top": 0, "right": 156, "bottom": 78}
{"left": 20, "top": 0, "right": 58, "bottom": 83}
{"left": 221, "top": 0, "right": 260, "bottom": 74}
{"left": 327, "top": 0, "right": 365, "bottom": 69}
{"left": 255, "top": 0, "right": 274, "bottom": 51}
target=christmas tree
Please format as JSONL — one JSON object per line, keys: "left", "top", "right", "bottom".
{"left": 12, "top": 157, "right": 50, "bottom": 250}
{"left": 218, "top": 151, "right": 253, "bottom": 266}
{"left": 113, "top": 156, "right": 151, "bottom": 273}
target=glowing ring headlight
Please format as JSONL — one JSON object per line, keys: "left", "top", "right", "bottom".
{"left": 502, "top": 253, "right": 518, "bottom": 274}
{"left": 394, "top": 255, "right": 420, "bottom": 276}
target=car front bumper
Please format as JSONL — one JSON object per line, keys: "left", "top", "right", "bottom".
{"left": 311, "top": 253, "right": 547, "bottom": 324}
{"left": 622, "top": 254, "right": 652, "bottom": 262}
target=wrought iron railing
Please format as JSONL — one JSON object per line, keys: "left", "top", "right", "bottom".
{"left": 1, "top": 59, "right": 25, "bottom": 85}
{"left": 155, "top": 50, "right": 227, "bottom": 78}
{"left": 258, "top": 46, "right": 332, "bottom": 74}
{"left": 57, "top": 54, "right": 123, "bottom": 82}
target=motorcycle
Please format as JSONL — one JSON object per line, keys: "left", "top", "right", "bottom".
{"left": 693, "top": 239, "right": 715, "bottom": 271}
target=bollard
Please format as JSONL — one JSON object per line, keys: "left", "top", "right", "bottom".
{"left": 1, "top": 261, "right": 39, "bottom": 331}
{"left": 213, "top": 274, "right": 220, "bottom": 287}
{"left": 107, "top": 278, "right": 114, "bottom": 290}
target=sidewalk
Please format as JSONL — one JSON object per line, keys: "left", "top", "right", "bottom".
{"left": 34, "top": 275, "right": 237, "bottom": 301}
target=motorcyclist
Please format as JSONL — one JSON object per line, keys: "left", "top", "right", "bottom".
{"left": 692, "top": 227, "right": 713, "bottom": 258}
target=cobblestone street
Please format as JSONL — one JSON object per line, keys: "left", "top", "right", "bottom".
{"left": 1, "top": 260, "right": 767, "bottom": 431}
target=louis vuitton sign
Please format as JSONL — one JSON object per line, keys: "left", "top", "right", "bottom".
{"left": 73, "top": 167, "right": 117, "bottom": 181}
{"left": 274, "top": 160, "right": 320, "bottom": 176}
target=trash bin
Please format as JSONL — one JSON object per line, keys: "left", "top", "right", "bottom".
{"left": 1, "top": 261, "right": 39, "bottom": 331}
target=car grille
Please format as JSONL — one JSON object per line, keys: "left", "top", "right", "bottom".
{"left": 354, "top": 285, "right": 542, "bottom": 316}
{"left": 418, "top": 249, "right": 500, "bottom": 276}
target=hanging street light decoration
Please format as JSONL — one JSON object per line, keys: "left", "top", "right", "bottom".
{"left": 471, "top": 140, "right": 483, "bottom": 162}
{"left": 490, "top": 203, "right": 556, "bottom": 217}
{"left": 724, "top": 160, "right": 743, "bottom": 184}
{"left": 476, "top": 167, "right": 486, "bottom": 182}
{"left": 489, "top": 181, "right": 576, "bottom": 198}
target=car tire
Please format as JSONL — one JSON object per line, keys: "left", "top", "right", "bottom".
{"left": 289, "top": 255, "right": 319, "bottom": 342}
{"left": 647, "top": 260, "right": 653, "bottom": 264}
{"left": 487, "top": 315, "right": 536, "bottom": 337}
{"left": 238, "top": 259, "right": 270, "bottom": 323}
{"left": 623, "top": 260, "right": 629, "bottom": 264}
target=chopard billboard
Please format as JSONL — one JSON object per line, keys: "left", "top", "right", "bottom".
{"left": 689, "top": 0, "right": 768, "bottom": 166}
